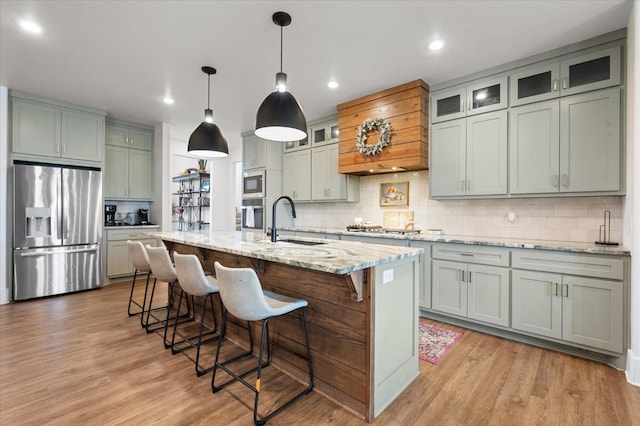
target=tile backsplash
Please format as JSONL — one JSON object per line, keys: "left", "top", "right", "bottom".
{"left": 294, "top": 170, "right": 623, "bottom": 243}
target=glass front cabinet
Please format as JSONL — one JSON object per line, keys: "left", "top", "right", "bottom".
{"left": 432, "top": 77, "right": 508, "bottom": 123}
{"left": 510, "top": 45, "right": 621, "bottom": 106}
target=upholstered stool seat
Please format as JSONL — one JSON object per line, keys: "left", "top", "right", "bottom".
{"left": 145, "top": 245, "right": 193, "bottom": 346}
{"left": 172, "top": 252, "right": 221, "bottom": 376}
{"left": 126, "top": 240, "right": 153, "bottom": 324}
{"left": 212, "top": 261, "right": 313, "bottom": 425}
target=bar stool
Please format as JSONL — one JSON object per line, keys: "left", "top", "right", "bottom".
{"left": 145, "top": 245, "right": 193, "bottom": 347}
{"left": 126, "top": 240, "right": 153, "bottom": 325}
{"left": 172, "top": 252, "right": 221, "bottom": 376}
{"left": 212, "top": 261, "right": 313, "bottom": 426}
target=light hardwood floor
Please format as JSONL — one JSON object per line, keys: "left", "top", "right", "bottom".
{"left": 1, "top": 280, "right": 639, "bottom": 425}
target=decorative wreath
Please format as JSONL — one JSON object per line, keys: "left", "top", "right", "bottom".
{"left": 355, "top": 117, "right": 392, "bottom": 156}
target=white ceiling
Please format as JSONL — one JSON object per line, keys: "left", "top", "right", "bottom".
{"left": 0, "top": 1, "right": 633, "bottom": 148}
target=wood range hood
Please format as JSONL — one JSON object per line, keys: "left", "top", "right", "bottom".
{"left": 337, "top": 79, "right": 429, "bottom": 175}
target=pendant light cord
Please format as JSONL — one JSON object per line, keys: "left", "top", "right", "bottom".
{"left": 280, "top": 24, "right": 283, "bottom": 73}
{"left": 207, "top": 74, "right": 211, "bottom": 109}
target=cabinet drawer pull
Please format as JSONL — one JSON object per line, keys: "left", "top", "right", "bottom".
{"left": 461, "top": 253, "right": 474, "bottom": 257}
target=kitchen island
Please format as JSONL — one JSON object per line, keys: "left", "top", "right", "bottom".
{"left": 151, "top": 230, "right": 423, "bottom": 421}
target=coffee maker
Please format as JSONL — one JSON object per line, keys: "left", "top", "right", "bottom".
{"left": 105, "top": 204, "right": 116, "bottom": 226}
{"left": 138, "top": 208, "right": 150, "bottom": 225}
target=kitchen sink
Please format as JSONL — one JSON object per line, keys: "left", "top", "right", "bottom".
{"left": 277, "top": 238, "right": 327, "bottom": 246}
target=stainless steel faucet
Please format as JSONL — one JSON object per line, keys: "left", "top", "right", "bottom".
{"left": 271, "top": 195, "right": 296, "bottom": 242}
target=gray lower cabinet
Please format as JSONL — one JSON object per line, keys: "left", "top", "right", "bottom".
{"left": 409, "top": 241, "right": 432, "bottom": 309}
{"left": 509, "top": 87, "right": 621, "bottom": 194}
{"left": 106, "top": 229, "right": 159, "bottom": 277}
{"left": 511, "top": 249, "right": 624, "bottom": 353}
{"left": 432, "top": 260, "right": 510, "bottom": 327}
{"left": 512, "top": 270, "right": 623, "bottom": 353}
{"left": 431, "top": 244, "right": 511, "bottom": 327}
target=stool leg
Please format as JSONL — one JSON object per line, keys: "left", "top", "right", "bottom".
{"left": 127, "top": 269, "right": 139, "bottom": 316}
{"left": 211, "top": 306, "right": 228, "bottom": 392}
{"left": 169, "top": 289, "right": 185, "bottom": 353}
{"left": 162, "top": 282, "right": 176, "bottom": 346}
{"left": 138, "top": 273, "right": 152, "bottom": 328}
{"left": 253, "top": 318, "right": 271, "bottom": 425}
{"left": 194, "top": 293, "right": 215, "bottom": 376}
{"left": 143, "top": 278, "right": 158, "bottom": 331}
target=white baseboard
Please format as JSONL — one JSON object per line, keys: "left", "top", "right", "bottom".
{"left": 626, "top": 348, "right": 640, "bottom": 387}
{"left": 0, "top": 286, "right": 9, "bottom": 305}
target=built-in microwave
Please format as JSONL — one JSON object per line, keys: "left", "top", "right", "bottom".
{"left": 242, "top": 170, "right": 265, "bottom": 198}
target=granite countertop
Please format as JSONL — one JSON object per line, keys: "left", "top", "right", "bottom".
{"left": 150, "top": 230, "right": 423, "bottom": 275}
{"left": 279, "top": 227, "right": 630, "bottom": 256}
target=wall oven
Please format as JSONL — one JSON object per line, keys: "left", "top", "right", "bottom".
{"left": 242, "top": 170, "right": 265, "bottom": 198}
{"left": 241, "top": 198, "right": 265, "bottom": 230}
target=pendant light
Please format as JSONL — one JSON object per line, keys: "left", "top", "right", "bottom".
{"left": 188, "top": 66, "right": 229, "bottom": 158}
{"left": 255, "top": 11, "right": 307, "bottom": 142}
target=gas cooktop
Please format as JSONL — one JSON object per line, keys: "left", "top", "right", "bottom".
{"left": 346, "top": 225, "right": 421, "bottom": 235}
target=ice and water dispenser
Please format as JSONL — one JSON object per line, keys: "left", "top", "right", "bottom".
{"left": 25, "top": 207, "right": 52, "bottom": 238}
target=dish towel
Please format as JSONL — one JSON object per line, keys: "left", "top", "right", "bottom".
{"left": 245, "top": 206, "right": 255, "bottom": 228}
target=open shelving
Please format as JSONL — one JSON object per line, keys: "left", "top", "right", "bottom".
{"left": 171, "top": 172, "right": 210, "bottom": 231}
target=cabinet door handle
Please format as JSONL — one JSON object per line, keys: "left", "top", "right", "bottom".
{"left": 467, "top": 180, "right": 471, "bottom": 191}
{"left": 468, "top": 271, "right": 472, "bottom": 283}
{"left": 563, "top": 283, "right": 569, "bottom": 298}
{"left": 561, "top": 174, "right": 569, "bottom": 188}
{"left": 63, "top": 145, "right": 67, "bottom": 154}
{"left": 552, "top": 174, "right": 558, "bottom": 188}
{"left": 562, "top": 77, "right": 568, "bottom": 90}
{"left": 461, "top": 270, "right": 465, "bottom": 282}
{"left": 552, "top": 79, "right": 558, "bottom": 92}
{"left": 461, "top": 100, "right": 465, "bottom": 112}
{"left": 56, "top": 144, "right": 60, "bottom": 153}
{"left": 468, "top": 99, "right": 472, "bottom": 111}
{"left": 130, "top": 138, "right": 134, "bottom": 145}
{"left": 554, "top": 282, "right": 559, "bottom": 296}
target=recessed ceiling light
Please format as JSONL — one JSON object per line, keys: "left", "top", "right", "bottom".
{"left": 327, "top": 80, "right": 339, "bottom": 89}
{"left": 19, "top": 19, "right": 43, "bottom": 34}
{"left": 428, "top": 40, "right": 444, "bottom": 51}
{"left": 162, "top": 96, "right": 175, "bottom": 105}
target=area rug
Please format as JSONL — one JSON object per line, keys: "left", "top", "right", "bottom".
{"left": 418, "top": 320, "right": 462, "bottom": 364}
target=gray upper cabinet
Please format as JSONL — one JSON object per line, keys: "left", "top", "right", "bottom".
{"left": 242, "top": 132, "right": 283, "bottom": 171}
{"left": 560, "top": 46, "right": 621, "bottom": 97}
{"left": 431, "top": 110, "right": 507, "bottom": 197}
{"left": 311, "top": 118, "right": 340, "bottom": 147}
{"left": 432, "top": 76, "right": 508, "bottom": 123}
{"left": 11, "top": 96, "right": 105, "bottom": 163}
{"left": 104, "top": 120, "right": 153, "bottom": 200}
{"left": 311, "top": 144, "right": 359, "bottom": 202}
{"left": 510, "top": 46, "right": 621, "bottom": 107}
{"left": 282, "top": 149, "right": 311, "bottom": 202}
{"left": 105, "top": 122, "right": 153, "bottom": 150}
{"left": 510, "top": 87, "right": 621, "bottom": 194}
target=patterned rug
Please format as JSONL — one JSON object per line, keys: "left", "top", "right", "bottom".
{"left": 418, "top": 320, "right": 463, "bottom": 364}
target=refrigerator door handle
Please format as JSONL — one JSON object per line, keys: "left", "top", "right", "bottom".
{"left": 19, "top": 245, "right": 100, "bottom": 257}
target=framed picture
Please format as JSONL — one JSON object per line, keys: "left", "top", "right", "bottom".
{"left": 380, "top": 181, "right": 409, "bottom": 207}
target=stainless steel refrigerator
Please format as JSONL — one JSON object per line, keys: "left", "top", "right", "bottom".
{"left": 13, "top": 162, "right": 102, "bottom": 300}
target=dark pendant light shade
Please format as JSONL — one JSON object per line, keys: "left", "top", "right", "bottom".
{"left": 255, "top": 11, "right": 307, "bottom": 142}
{"left": 188, "top": 66, "right": 229, "bottom": 158}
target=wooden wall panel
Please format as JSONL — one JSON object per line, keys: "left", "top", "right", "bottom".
{"left": 337, "top": 79, "right": 429, "bottom": 175}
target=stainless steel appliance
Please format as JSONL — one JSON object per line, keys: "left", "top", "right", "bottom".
{"left": 13, "top": 161, "right": 102, "bottom": 300}
{"left": 105, "top": 204, "right": 116, "bottom": 226}
{"left": 242, "top": 170, "right": 266, "bottom": 198}
{"left": 241, "top": 198, "right": 265, "bottom": 230}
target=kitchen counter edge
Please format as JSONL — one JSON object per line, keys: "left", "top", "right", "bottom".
{"left": 150, "top": 230, "right": 423, "bottom": 275}
{"left": 279, "top": 227, "right": 630, "bottom": 256}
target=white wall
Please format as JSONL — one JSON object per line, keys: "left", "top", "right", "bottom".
{"left": 0, "top": 86, "right": 8, "bottom": 304}
{"left": 625, "top": 1, "right": 639, "bottom": 387}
